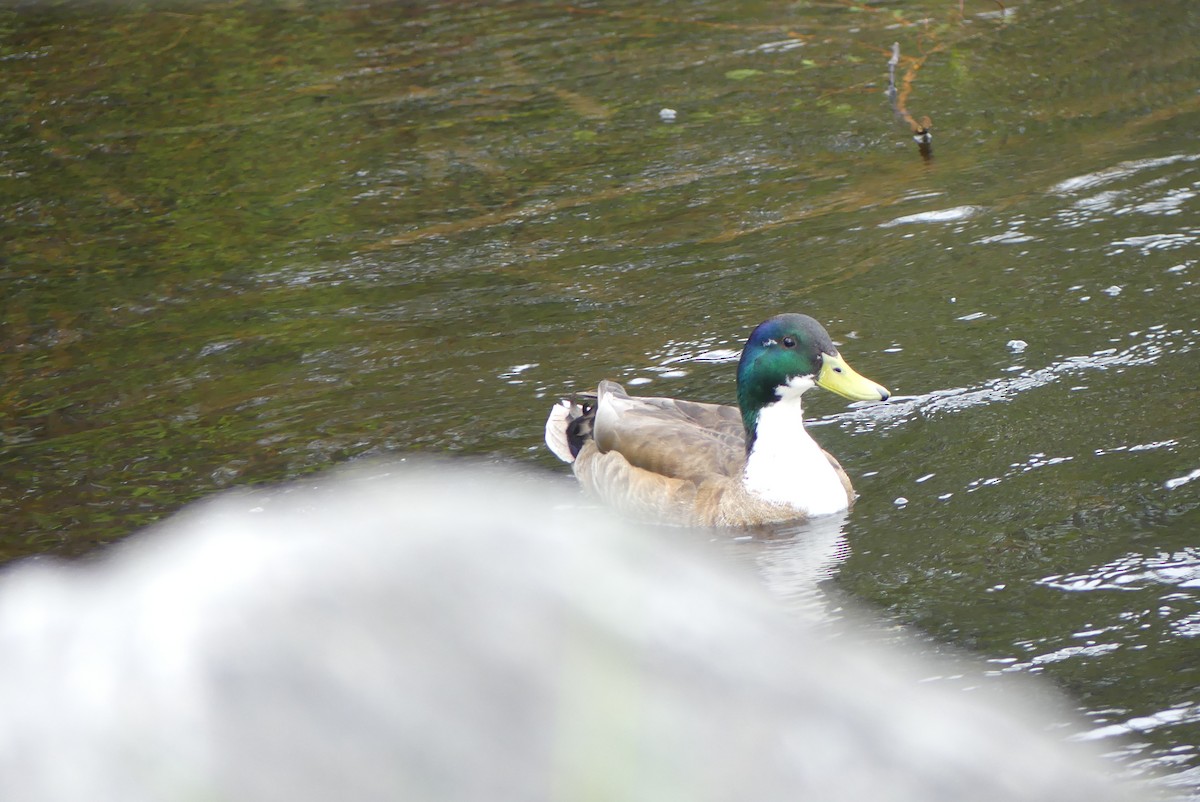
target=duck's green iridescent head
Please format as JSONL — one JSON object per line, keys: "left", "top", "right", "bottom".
{"left": 735, "top": 313, "right": 889, "bottom": 441}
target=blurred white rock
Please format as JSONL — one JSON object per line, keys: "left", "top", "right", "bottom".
{"left": 0, "top": 460, "right": 1133, "bottom": 802}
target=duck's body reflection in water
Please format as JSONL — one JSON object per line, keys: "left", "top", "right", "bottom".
{"left": 675, "top": 510, "right": 852, "bottom": 624}
{"left": 0, "top": 461, "right": 1134, "bottom": 802}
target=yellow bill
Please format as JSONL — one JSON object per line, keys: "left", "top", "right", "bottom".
{"left": 817, "top": 352, "right": 890, "bottom": 402}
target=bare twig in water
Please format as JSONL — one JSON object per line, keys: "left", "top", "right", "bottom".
{"left": 887, "top": 42, "right": 934, "bottom": 161}
{"left": 960, "top": 0, "right": 1008, "bottom": 16}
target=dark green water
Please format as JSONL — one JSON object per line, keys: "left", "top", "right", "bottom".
{"left": 2, "top": 0, "right": 1197, "bottom": 794}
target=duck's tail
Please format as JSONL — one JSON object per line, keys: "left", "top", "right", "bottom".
{"left": 544, "top": 393, "right": 597, "bottom": 463}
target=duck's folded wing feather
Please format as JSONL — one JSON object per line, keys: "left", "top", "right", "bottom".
{"left": 823, "top": 449, "right": 856, "bottom": 500}
{"left": 591, "top": 380, "right": 746, "bottom": 483}
{"left": 573, "top": 445, "right": 707, "bottom": 525}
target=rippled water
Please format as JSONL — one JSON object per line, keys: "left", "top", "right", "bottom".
{"left": 2, "top": 0, "right": 1198, "bottom": 795}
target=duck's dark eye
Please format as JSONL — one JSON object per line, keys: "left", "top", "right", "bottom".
{"left": 782, "top": 336, "right": 796, "bottom": 348}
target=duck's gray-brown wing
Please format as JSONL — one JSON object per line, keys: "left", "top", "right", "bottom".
{"left": 591, "top": 380, "right": 746, "bottom": 483}
{"left": 822, "top": 449, "right": 856, "bottom": 502}
{"left": 571, "top": 443, "right": 723, "bottom": 526}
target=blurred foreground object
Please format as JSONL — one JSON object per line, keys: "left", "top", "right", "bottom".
{"left": 0, "top": 460, "right": 1133, "bottom": 801}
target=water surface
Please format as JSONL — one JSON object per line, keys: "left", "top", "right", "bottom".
{"left": 2, "top": 0, "right": 1197, "bottom": 794}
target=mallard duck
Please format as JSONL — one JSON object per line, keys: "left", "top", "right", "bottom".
{"left": 544, "top": 314, "right": 889, "bottom": 526}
